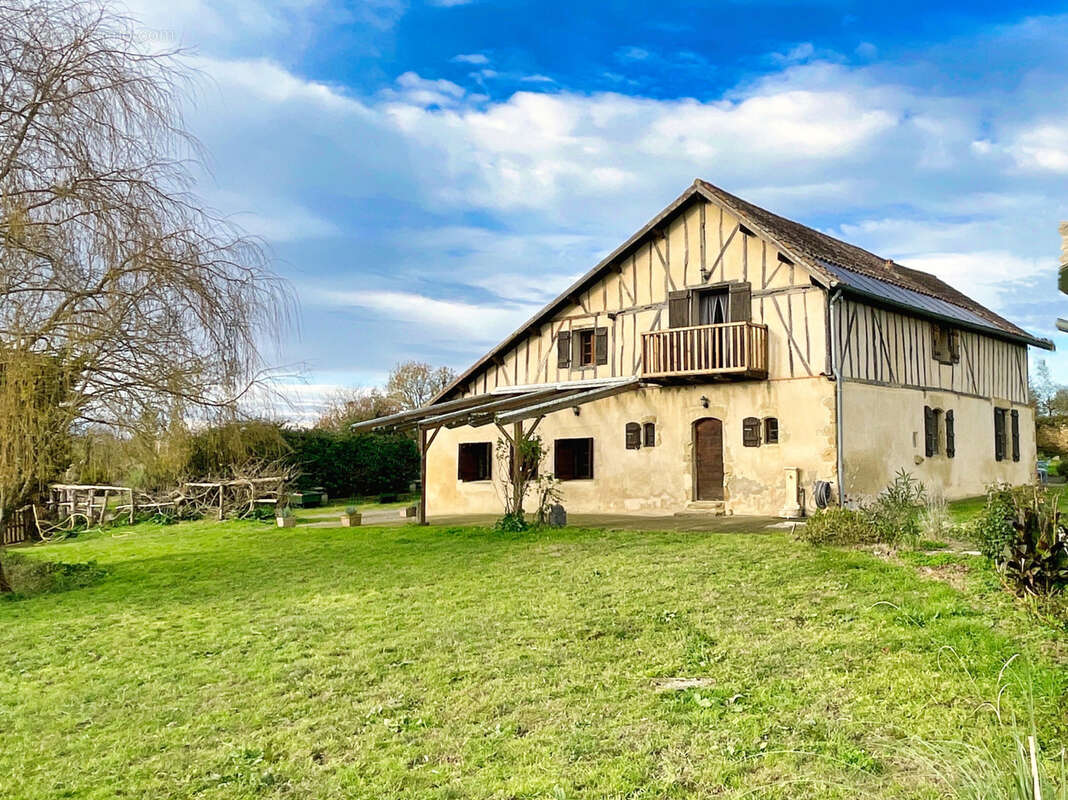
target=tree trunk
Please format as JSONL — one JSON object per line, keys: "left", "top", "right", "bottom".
{"left": 0, "top": 555, "right": 11, "bottom": 593}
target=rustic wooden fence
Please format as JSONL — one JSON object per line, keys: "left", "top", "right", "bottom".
{"left": 1, "top": 506, "right": 36, "bottom": 546}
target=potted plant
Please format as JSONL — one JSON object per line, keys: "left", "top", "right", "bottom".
{"left": 276, "top": 507, "right": 296, "bottom": 528}
{"left": 340, "top": 505, "right": 361, "bottom": 527}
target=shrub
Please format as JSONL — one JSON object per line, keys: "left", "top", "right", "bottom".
{"left": 796, "top": 507, "right": 874, "bottom": 545}
{"left": 867, "top": 469, "right": 927, "bottom": 545}
{"left": 798, "top": 471, "right": 928, "bottom": 547}
{"left": 998, "top": 488, "right": 1068, "bottom": 596}
{"left": 972, "top": 484, "right": 1068, "bottom": 596}
{"left": 281, "top": 429, "right": 418, "bottom": 499}
{"left": 1, "top": 553, "right": 108, "bottom": 597}
{"left": 493, "top": 511, "right": 531, "bottom": 533}
{"left": 971, "top": 485, "right": 1017, "bottom": 561}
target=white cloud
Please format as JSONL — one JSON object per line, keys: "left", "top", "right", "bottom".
{"left": 616, "top": 46, "right": 650, "bottom": 62}
{"left": 304, "top": 288, "right": 540, "bottom": 344}
{"left": 451, "top": 53, "right": 489, "bottom": 65}
{"left": 155, "top": 15, "right": 1068, "bottom": 384}
{"left": 1007, "top": 122, "right": 1068, "bottom": 173}
{"left": 770, "top": 42, "right": 815, "bottom": 64}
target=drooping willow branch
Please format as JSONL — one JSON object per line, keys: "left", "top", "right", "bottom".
{"left": 0, "top": 0, "right": 292, "bottom": 513}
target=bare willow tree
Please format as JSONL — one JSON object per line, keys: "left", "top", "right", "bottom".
{"left": 0, "top": 0, "right": 290, "bottom": 557}
{"left": 386, "top": 361, "right": 456, "bottom": 410}
{"left": 314, "top": 387, "right": 401, "bottom": 431}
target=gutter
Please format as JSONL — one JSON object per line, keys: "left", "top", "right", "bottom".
{"left": 829, "top": 289, "right": 846, "bottom": 506}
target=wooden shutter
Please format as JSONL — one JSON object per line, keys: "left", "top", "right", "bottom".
{"left": 595, "top": 327, "right": 608, "bottom": 365}
{"left": 554, "top": 440, "right": 574, "bottom": 480}
{"left": 668, "top": 290, "right": 691, "bottom": 328}
{"left": 643, "top": 422, "right": 656, "bottom": 448}
{"left": 945, "top": 410, "right": 955, "bottom": 458}
{"left": 994, "top": 408, "right": 1006, "bottom": 461}
{"left": 625, "top": 422, "right": 641, "bottom": 450}
{"left": 557, "top": 331, "right": 571, "bottom": 368}
{"left": 728, "top": 283, "right": 752, "bottom": 323}
{"left": 949, "top": 330, "right": 961, "bottom": 363}
{"left": 764, "top": 417, "right": 779, "bottom": 444}
{"left": 458, "top": 444, "right": 476, "bottom": 481}
{"left": 1011, "top": 409, "right": 1020, "bottom": 462}
{"left": 924, "top": 406, "right": 936, "bottom": 457}
{"left": 742, "top": 416, "right": 761, "bottom": 447}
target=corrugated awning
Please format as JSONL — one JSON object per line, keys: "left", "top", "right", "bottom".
{"left": 350, "top": 377, "right": 645, "bottom": 434}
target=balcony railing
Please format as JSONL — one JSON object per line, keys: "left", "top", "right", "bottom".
{"left": 641, "top": 321, "right": 768, "bottom": 379}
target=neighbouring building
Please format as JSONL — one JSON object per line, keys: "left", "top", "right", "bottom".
{"left": 356, "top": 180, "right": 1052, "bottom": 519}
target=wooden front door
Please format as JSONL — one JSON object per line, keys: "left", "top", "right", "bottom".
{"left": 693, "top": 418, "right": 724, "bottom": 501}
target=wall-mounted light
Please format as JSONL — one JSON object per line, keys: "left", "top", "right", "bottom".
{"left": 700, "top": 396, "right": 709, "bottom": 409}
{"left": 573, "top": 406, "right": 581, "bottom": 416}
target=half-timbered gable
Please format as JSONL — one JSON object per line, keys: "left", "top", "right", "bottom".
{"left": 446, "top": 186, "right": 828, "bottom": 399}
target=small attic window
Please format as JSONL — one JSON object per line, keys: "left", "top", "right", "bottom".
{"left": 932, "top": 325, "right": 960, "bottom": 365}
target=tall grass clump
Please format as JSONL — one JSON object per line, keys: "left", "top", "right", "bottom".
{"left": 902, "top": 658, "right": 1067, "bottom": 800}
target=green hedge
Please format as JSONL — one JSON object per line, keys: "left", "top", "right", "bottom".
{"left": 281, "top": 430, "right": 418, "bottom": 498}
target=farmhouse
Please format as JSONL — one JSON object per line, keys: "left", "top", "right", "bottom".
{"left": 357, "top": 180, "right": 1052, "bottom": 519}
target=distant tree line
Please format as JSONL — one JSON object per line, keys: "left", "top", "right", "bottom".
{"left": 63, "top": 360, "right": 453, "bottom": 496}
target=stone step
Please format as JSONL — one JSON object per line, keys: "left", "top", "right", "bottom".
{"left": 675, "top": 501, "right": 726, "bottom": 517}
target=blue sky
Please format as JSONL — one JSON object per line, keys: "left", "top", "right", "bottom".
{"left": 122, "top": 0, "right": 1068, "bottom": 420}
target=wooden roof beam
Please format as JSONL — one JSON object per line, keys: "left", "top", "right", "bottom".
{"left": 496, "top": 379, "right": 644, "bottom": 425}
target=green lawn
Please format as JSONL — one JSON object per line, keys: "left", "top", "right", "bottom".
{"left": 2, "top": 521, "right": 1066, "bottom": 799}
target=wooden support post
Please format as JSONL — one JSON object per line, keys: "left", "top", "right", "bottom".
{"left": 417, "top": 426, "right": 441, "bottom": 526}
{"left": 512, "top": 421, "right": 523, "bottom": 517}
{"left": 218, "top": 485, "right": 224, "bottom": 521}
{"left": 129, "top": 489, "right": 135, "bottom": 524}
{"left": 419, "top": 427, "right": 428, "bottom": 526}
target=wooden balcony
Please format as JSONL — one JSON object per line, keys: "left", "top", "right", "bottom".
{"left": 641, "top": 321, "right": 768, "bottom": 380}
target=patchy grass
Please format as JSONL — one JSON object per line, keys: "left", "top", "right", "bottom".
{"left": 2, "top": 521, "right": 1067, "bottom": 799}
{"left": 949, "top": 490, "right": 1068, "bottom": 526}
{"left": 290, "top": 493, "right": 419, "bottom": 523}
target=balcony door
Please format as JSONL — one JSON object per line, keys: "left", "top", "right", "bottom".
{"left": 693, "top": 417, "right": 725, "bottom": 501}
{"left": 697, "top": 289, "right": 729, "bottom": 325}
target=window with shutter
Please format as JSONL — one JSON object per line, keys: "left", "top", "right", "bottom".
{"left": 557, "top": 331, "right": 571, "bottom": 368}
{"left": 458, "top": 442, "right": 493, "bottom": 481}
{"left": 1011, "top": 409, "right": 1020, "bottom": 462}
{"left": 555, "top": 438, "right": 594, "bottom": 480}
{"left": 625, "top": 422, "right": 641, "bottom": 450}
{"left": 595, "top": 327, "right": 608, "bottom": 365}
{"left": 932, "top": 325, "right": 960, "bottom": 364}
{"left": 643, "top": 422, "right": 656, "bottom": 448}
{"left": 764, "top": 417, "right": 779, "bottom": 444}
{"left": 742, "top": 417, "right": 761, "bottom": 447}
{"left": 945, "top": 410, "right": 955, "bottom": 458}
{"left": 567, "top": 328, "right": 601, "bottom": 367}
{"left": 994, "top": 408, "right": 1006, "bottom": 461}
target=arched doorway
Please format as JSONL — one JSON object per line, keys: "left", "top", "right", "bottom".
{"left": 693, "top": 418, "right": 724, "bottom": 501}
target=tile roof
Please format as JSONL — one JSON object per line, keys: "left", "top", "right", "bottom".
{"left": 695, "top": 180, "right": 1039, "bottom": 343}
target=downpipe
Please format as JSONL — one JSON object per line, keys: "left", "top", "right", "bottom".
{"left": 829, "top": 289, "right": 845, "bottom": 505}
